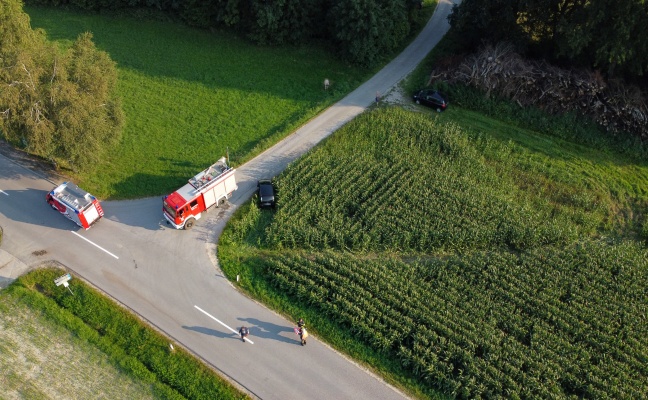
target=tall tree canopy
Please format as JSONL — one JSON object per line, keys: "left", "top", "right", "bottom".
{"left": 328, "top": 0, "right": 410, "bottom": 66}
{"left": 449, "top": 0, "right": 648, "bottom": 81}
{"left": 0, "top": 0, "right": 123, "bottom": 171}
{"left": 26, "top": 0, "right": 419, "bottom": 67}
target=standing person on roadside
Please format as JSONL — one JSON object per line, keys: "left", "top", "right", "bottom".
{"left": 239, "top": 326, "right": 249, "bottom": 342}
{"left": 294, "top": 318, "right": 308, "bottom": 345}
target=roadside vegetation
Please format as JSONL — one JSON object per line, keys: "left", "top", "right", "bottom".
{"left": 23, "top": 5, "right": 371, "bottom": 199}
{"left": 0, "top": 0, "right": 123, "bottom": 173}
{"left": 1, "top": 266, "right": 247, "bottom": 400}
{"left": 18, "top": 2, "right": 434, "bottom": 200}
{"left": 218, "top": 105, "right": 648, "bottom": 398}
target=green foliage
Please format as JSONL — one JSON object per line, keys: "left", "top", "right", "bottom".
{"left": 444, "top": 83, "right": 648, "bottom": 161}
{"left": 266, "top": 108, "right": 612, "bottom": 254}
{"left": 25, "top": 0, "right": 421, "bottom": 67}
{"left": 25, "top": 5, "right": 369, "bottom": 198}
{"left": 8, "top": 267, "right": 246, "bottom": 400}
{"left": 220, "top": 105, "right": 648, "bottom": 398}
{"left": 328, "top": 0, "right": 411, "bottom": 66}
{"left": 246, "top": 0, "right": 320, "bottom": 45}
{"left": 262, "top": 242, "right": 648, "bottom": 398}
{"left": 447, "top": 0, "right": 525, "bottom": 52}
{"left": 0, "top": 3, "right": 123, "bottom": 171}
{"left": 449, "top": 0, "right": 648, "bottom": 81}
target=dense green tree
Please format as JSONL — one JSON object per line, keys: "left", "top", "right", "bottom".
{"left": 558, "top": 0, "right": 648, "bottom": 77}
{"left": 1, "top": 0, "right": 55, "bottom": 155}
{"left": 247, "top": 0, "right": 321, "bottom": 45}
{"left": 47, "top": 32, "right": 124, "bottom": 169}
{"left": 1, "top": 1, "right": 123, "bottom": 171}
{"left": 328, "top": 0, "right": 410, "bottom": 66}
{"left": 449, "top": 0, "right": 648, "bottom": 80}
{"left": 448, "top": 0, "right": 524, "bottom": 51}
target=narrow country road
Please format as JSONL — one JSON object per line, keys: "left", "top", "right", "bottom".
{"left": 0, "top": 2, "right": 456, "bottom": 398}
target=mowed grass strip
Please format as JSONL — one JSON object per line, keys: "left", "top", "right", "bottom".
{"left": 0, "top": 293, "right": 157, "bottom": 400}
{"left": 26, "top": 6, "right": 369, "bottom": 199}
{"left": 218, "top": 106, "right": 648, "bottom": 398}
{"left": 2, "top": 267, "right": 247, "bottom": 400}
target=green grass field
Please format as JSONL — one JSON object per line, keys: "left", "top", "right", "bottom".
{"left": 25, "top": 6, "right": 371, "bottom": 199}
{"left": 218, "top": 107, "right": 648, "bottom": 398}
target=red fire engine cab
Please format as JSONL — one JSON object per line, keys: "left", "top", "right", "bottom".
{"left": 46, "top": 182, "right": 104, "bottom": 230}
{"left": 163, "top": 157, "right": 237, "bottom": 229}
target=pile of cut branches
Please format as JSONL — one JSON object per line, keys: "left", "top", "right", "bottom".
{"left": 428, "top": 43, "right": 648, "bottom": 140}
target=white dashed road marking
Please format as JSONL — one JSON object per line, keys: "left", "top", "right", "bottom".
{"left": 194, "top": 305, "right": 254, "bottom": 344}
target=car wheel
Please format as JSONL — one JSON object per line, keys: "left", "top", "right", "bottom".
{"left": 218, "top": 198, "right": 225, "bottom": 207}
{"left": 184, "top": 218, "right": 195, "bottom": 230}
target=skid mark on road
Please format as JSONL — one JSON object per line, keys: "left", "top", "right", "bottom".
{"left": 194, "top": 305, "right": 254, "bottom": 344}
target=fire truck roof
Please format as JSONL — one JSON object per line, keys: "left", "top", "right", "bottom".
{"left": 51, "top": 182, "right": 95, "bottom": 212}
{"left": 189, "top": 157, "right": 230, "bottom": 190}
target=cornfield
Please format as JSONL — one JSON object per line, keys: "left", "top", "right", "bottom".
{"left": 227, "top": 107, "right": 648, "bottom": 398}
{"left": 265, "top": 243, "right": 648, "bottom": 398}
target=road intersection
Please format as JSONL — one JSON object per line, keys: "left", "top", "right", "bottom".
{"left": 0, "top": 2, "right": 455, "bottom": 398}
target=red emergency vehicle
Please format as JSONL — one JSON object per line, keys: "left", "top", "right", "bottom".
{"left": 163, "top": 157, "right": 237, "bottom": 229}
{"left": 46, "top": 182, "right": 104, "bottom": 229}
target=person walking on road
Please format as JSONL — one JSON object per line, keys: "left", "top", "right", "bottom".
{"left": 299, "top": 326, "right": 308, "bottom": 345}
{"left": 239, "top": 326, "right": 249, "bottom": 342}
{"left": 294, "top": 318, "right": 308, "bottom": 345}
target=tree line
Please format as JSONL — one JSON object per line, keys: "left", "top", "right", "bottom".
{"left": 25, "top": 0, "right": 424, "bottom": 67}
{"left": 1, "top": 0, "right": 123, "bottom": 171}
{"left": 448, "top": 0, "right": 648, "bottom": 84}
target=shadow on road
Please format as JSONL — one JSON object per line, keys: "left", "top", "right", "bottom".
{"left": 0, "top": 188, "right": 85, "bottom": 231}
{"left": 239, "top": 317, "right": 299, "bottom": 345}
{"left": 183, "top": 325, "right": 238, "bottom": 340}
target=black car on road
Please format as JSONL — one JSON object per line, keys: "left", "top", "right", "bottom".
{"left": 257, "top": 179, "right": 275, "bottom": 208}
{"left": 413, "top": 89, "right": 448, "bottom": 112}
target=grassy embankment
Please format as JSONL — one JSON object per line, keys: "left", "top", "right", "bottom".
{"left": 0, "top": 266, "right": 248, "bottom": 399}
{"left": 218, "top": 71, "right": 648, "bottom": 398}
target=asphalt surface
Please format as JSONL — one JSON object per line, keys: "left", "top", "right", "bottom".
{"left": 0, "top": 2, "right": 455, "bottom": 398}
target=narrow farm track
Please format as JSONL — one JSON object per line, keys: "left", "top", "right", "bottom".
{"left": 0, "top": 1, "right": 456, "bottom": 398}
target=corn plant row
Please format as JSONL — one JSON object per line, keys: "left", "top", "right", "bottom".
{"left": 269, "top": 109, "right": 593, "bottom": 254}
{"left": 263, "top": 240, "right": 648, "bottom": 398}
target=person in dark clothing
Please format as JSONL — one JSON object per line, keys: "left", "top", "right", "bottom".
{"left": 239, "top": 326, "right": 249, "bottom": 342}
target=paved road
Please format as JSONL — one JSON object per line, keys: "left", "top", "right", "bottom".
{"left": 0, "top": 2, "right": 455, "bottom": 398}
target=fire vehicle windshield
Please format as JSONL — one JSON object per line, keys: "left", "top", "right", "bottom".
{"left": 163, "top": 202, "right": 177, "bottom": 218}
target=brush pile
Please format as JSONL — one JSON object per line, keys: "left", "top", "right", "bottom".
{"left": 429, "top": 43, "right": 648, "bottom": 140}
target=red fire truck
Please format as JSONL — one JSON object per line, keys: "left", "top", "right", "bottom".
{"left": 163, "top": 157, "right": 237, "bottom": 229}
{"left": 46, "top": 182, "right": 104, "bottom": 230}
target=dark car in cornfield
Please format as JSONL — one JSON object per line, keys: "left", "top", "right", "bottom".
{"left": 413, "top": 89, "right": 448, "bottom": 112}
{"left": 257, "top": 179, "right": 275, "bottom": 208}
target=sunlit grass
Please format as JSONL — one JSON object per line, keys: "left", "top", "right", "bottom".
{"left": 26, "top": 6, "right": 369, "bottom": 199}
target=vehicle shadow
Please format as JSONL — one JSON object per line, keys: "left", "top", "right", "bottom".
{"left": 0, "top": 188, "right": 85, "bottom": 231}
{"left": 238, "top": 317, "right": 299, "bottom": 345}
